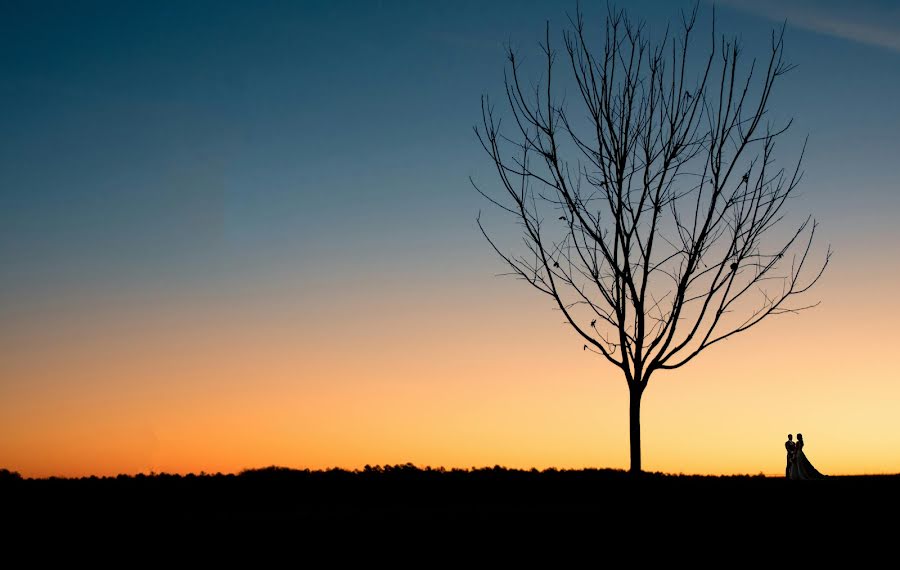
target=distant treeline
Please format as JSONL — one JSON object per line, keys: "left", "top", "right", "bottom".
{"left": 2, "top": 463, "right": 779, "bottom": 481}
{"left": 2, "top": 464, "right": 897, "bottom": 541}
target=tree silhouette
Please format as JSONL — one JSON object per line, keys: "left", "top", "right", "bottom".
{"left": 474, "top": 5, "right": 830, "bottom": 473}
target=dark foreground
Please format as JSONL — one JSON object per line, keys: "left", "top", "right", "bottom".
{"left": 2, "top": 466, "right": 897, "bottom": 552}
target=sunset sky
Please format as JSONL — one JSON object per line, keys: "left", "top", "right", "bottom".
{"left": 2, "top": 0, "right": 899, "bottom": 478}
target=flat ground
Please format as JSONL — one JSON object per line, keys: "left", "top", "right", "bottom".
{"left": 2, "top": 466, "right": 895, "bottom": 553}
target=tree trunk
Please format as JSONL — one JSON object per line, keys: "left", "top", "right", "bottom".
{"left": 629, "top": 387, "right": 643, "bottom": 474}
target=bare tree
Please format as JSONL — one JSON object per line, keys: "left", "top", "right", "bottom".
{"left": 474, "top": 4, "right": 830, "bottom": 473}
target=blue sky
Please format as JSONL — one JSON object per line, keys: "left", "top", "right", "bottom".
{"left": 2, "top": 1, "right": 898, "bottom": 313}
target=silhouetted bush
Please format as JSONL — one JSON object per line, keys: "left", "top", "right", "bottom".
{"left": 0, "top": 468, "right": 22, "bottom": 481}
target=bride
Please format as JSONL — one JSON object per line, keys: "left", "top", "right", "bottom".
{"left": 790, "top": 433, "right": 826, "bottom": 479}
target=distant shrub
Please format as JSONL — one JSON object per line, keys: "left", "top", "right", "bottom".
{"left": 0, "top": 468, "right": 22, "bottom": 481}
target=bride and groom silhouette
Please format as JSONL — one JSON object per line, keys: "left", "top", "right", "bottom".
{"left": 784, "top": 433, "right": 826, "bottom": 479}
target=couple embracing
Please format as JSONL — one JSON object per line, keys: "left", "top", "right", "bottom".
{"left": 784, "top": 433, "right": 826, "bottom": 479}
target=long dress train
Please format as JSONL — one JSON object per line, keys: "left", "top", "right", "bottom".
{"left": 790, "top": 440, "right": 826, "bottom": 480}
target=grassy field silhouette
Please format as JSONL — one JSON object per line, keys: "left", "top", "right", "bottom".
{"left": 4, "top": 465, "right": 897, "bottom": 529}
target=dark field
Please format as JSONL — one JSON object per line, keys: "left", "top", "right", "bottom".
{"left": 3, "top": 465, "right": 897, "bottom": 557}
{"left": 3, "top": 466, "right": 897, "bottom": 524}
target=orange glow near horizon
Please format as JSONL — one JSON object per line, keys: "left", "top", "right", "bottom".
{"left": 2, "top": 250, "right": 898, "bottom": 479}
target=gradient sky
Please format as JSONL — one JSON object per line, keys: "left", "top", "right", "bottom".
{"left": 2, "top": 0, "right": 899, "bottom": 477}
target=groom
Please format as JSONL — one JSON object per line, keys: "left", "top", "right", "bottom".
{"left": 784, "top": 434, "right": 796, "bottom": 478}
